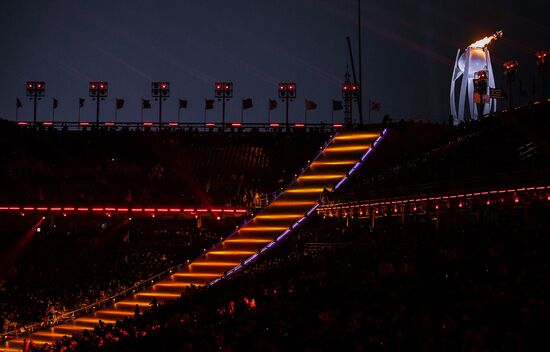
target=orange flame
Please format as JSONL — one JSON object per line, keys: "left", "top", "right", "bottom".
{"left": 469, "top": 31, "right": 503, "bottom": 48}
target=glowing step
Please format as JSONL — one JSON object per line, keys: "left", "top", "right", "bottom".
{"left": 115, "top": 301, "right": 151, "bottom": 307}
{"left": 208, "top": 250, "right": 256, "bottom": 255}
{"left": 224, "top": 238, "right": 272, "bottom": 243}
{"left": 154, "top": 282, "right": 203, "bottom": 288}
{"left": 299, "top": 174, "right": 344, "bottom": 180}
{"left": 136, "top": 292, "right": 181, "bottom": 298}
{"left": 33, "top": 331, "right": 70, "bottom": 338}
{"left": 255, "top": 214, "right": 303, "bottom": 220}
{"left": 239, "top": 226, "right": 287, "bottom": 232}
{"left": 311, "top": 160, "right": 356, "bottom": 166}
{"left": 287, "top": 188, "right": 327, "bottom": 194}
{"left": 53, "top": 324, "right": 91, "bottom": 331}
{"left": 9, "top": 339, "right": 51, "bottom": 346}
{"left": 172, "top": 272, "right": 220, "bottom": 278}
{"left": 325, "top": 145, "right": 370, "bottom": 152}
{"left": 334, "top": 133, "right": 379, "bottom": 140}
{"left": 190, "top": 261, "right": 240, "bottom": 267}
{"left": 77, "top": 317, "right": 117, "bottom": 325}
{"left": 95, "top": 310, "right": 134, "bottom": 316}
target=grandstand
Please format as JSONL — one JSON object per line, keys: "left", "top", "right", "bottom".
{"left": 1, "top": 101, "right": 549, "bottom": 351}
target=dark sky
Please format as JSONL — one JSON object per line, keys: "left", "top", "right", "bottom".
{"left": 0, "top": 0, "right": 548, "bottom": 124}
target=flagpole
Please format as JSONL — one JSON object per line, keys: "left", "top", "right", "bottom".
{"left": 304, "top": 100, "right": 307, "bottom": 125}
{"left": 368, "top": 100, "right": 371, "bottom": 123}
{"left": 141, "top": 101, "right": 144, "bottom": 125}
{"left": 78, "top": 103, "right": 81, "bottom": 125}
{"left": 268, "top": 105, "right": 271, "bottom": 124}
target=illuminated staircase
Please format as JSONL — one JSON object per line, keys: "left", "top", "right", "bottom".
{"left": 3, "top": 130, "right": 384, "bottom": 351}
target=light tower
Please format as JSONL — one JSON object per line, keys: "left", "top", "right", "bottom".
{"left": 450, "top": 31, "right": 502, "bottom": 123}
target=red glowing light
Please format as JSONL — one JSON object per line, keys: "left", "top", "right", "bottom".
{"left": 270, "top": 123, "right": 280, "bottom": 127}
{"left": 231, "top": 123, "right": 241, "bottom": 127}
{"left": 143, "top": 122, "right": 153, "bottom": 126}
{"left": 333, "top": 124, "right": 343, "bottom": 128}
{"left": 295, "top": 123, "right": 304, "bottom": 127}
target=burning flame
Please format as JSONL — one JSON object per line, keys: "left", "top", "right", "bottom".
{"left": 469, "top": 31, "right": 503, "bottom": 48}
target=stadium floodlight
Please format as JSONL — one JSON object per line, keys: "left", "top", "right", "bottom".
{"left": 278, "top": 82, "right": 296, "bottom": 128}
{"left": 26, "top": 81, "right": 46, "bottom": 125}
{"left": 89, "top": 81, "right": 108, "bottom": 125}
{"left": 214, "top": 82, "right": 233, "bottom": 125}
{"left": 342, "top": 81, "right": 359, "bottom": 125}
{"left": 152, "top": 82, "right": 170, "bottom": 127}
{"left": 503, "top": 60, "right": 519, "bottom": 108}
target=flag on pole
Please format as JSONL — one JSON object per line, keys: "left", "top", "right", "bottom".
{"left": 242, "top": 98, "right": 253, "bottom": 109}
{"left": 305, "top": 100, "right": 317, "bottom": 110}
{"left": 269, "top": 99, "right": 277, "bottom": 110}
{"left": 116, "top": 99, "right": 125, "bottom": 109}
{"left": 179, "top": 99, "right": 188, "bottom": 109}
{"left": 142, "top": 99, "right": 151, "bottom": 109}
{"left": 53, "top": 98, "right": 58, "bottom": 109}
{"left": 16, "top": 98, "right": 22, "bottom": 108}
{"left": 79, "top": 98, "right": 85, "bottom": 108}
{"left": 205, "top": 99, "right": 214, "bottom": 110}
{"left": 332, "top": 100, "right": 343, "bottom": 111}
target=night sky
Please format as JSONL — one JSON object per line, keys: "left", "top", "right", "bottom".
{"left": 0, "top": 0, "right": 548, "bottom": 124}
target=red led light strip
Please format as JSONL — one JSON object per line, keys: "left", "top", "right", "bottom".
{"left": 0, "top": 205, "right": 247, "bottom": 216}
{"left": 318, "top": 185, "right": 550, "bottom": 213}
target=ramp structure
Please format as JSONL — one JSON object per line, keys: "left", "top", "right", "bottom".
{"left": 3, "top": 129, "right": 385, "bottom": 351}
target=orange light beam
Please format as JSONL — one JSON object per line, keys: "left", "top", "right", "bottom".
{"left": 334, "top": 133, "right": 379, "bottom": 140}
{"left": 239, "top": 226, "right": 288, "bottom": 231}
{"left": 325, "top": 145, "right": 370, "bottom": 152}
{"left": 298, "top": 174, "right": 345, "bottom": 180}
{"left": 311, "top": 160, "right": 356, "bottom": 166}
{"left": 255, "top": 214, "right": 303, "bottom": 219}
{"left": 286, "top": 188, "right": 327, "bottom": 193}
